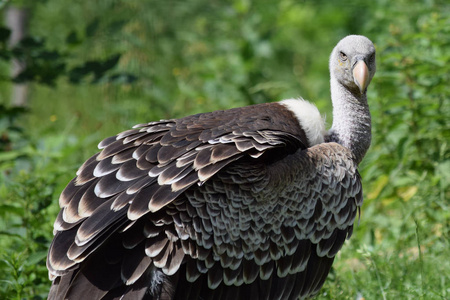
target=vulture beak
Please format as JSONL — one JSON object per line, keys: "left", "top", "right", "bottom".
{"left": 353, "top": 60, "right": 369, "bottom": 94}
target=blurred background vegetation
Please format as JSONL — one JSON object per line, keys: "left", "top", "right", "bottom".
{"left": 0, "top": 0, "right": 448, "bottom": 299}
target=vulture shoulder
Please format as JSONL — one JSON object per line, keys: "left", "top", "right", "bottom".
{"left": 47, "top": 100, "right": 362, "bottom": 300}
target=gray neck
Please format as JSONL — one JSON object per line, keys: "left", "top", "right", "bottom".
{"left": 326, "top": 77, "right": 372, "bottom": 165}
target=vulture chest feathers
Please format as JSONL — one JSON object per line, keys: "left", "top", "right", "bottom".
{"left": 47, "top": 35, "right": 376, "bottom": 300}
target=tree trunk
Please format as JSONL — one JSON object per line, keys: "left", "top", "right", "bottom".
{"left": 5, "top": 6, "right": 30, "bottom": 107}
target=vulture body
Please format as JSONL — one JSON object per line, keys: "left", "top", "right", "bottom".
{"left": 47, "top": 35, "right": 376, "bottom": 299}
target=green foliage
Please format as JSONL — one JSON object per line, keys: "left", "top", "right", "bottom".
{"left": 0, "top": 104, "right": 86, "bottom": 298}
{"left": 0, "top": 105, "right": 63, "bottom": 299}
{"left": 0, "top": 17, "right": 132, "bottom": 86}
{"left": 0, "top": 172, "right": 56, "bottom": 299}
{"left": 0, "top": 0, "right": 448, "bottom": 299}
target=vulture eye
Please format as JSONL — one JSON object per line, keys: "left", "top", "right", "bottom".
{"left": 369, "top": 53, "right": 375, "bottom": 64}
{"left": 339, "top": 51, "right": 347, "bottom": 61}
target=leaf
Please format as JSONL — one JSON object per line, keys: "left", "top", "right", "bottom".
{"left": 0, "top": 26, "right": 11, "bottom": 43}
{"left": 68, "top": 54, "right": 122, "bottom": 83}
{"left": 25, "top": 251, "right": 48, "bottom": 266}
{"left": 437, "top": 160, "right": 450, "bottom": 188}
{"left": 397, "top": 186, "right": 418, "bottom": 202}
{"left": 107, "top": 73, "right": 138, "bottom": 84}
{"left": 367, "top": 174, "right": 389, "bottom": 200}
{"left": 85, "top": 18, "right": 100, "bottom": 37}
{"left": 392, "top": 175, "right": 417, "bottom": 187}
{"left": 66, "top": 30, "right": 80, "bottom": 45}
{"left": 0, "top": 204, "right": 23, "bottom": 216}
{"left": 0, "top": 231, "right": 24, "bottom": 239}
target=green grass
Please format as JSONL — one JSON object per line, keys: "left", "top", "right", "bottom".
{"left": 1, "top": 76, "right": 448, "bottom": 300}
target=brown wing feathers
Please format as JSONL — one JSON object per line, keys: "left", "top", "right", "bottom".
{"left": 47, "top": 102, "right": 363, "bottom": 299}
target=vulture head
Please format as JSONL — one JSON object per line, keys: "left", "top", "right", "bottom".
{"left": 327, "top": 35, "right": 376, "bottom": 164}
{"left": 329, "top": 35, "right": 376, "bottom": 95}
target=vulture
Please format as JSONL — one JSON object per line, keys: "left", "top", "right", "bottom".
{"left": 47, "top": 35, "right": 376, "bottom": 299}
